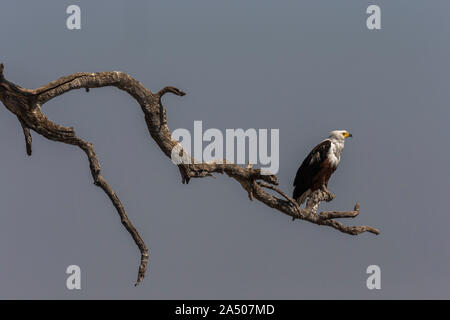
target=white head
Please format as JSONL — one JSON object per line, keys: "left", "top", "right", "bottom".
{"left": 328, "top": 130, "right": 352, "bottom": 142}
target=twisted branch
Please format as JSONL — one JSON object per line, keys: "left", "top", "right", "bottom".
{"left": 0, "top": 63, "right": 379, "bottom": 286}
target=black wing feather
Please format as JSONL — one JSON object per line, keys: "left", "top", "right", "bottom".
{"left": 293, "top": 140, "right": 331, "bottom": 199}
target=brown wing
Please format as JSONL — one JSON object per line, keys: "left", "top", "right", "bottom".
{"left": 293, "top": 140, "right": 331, "bottom": 200}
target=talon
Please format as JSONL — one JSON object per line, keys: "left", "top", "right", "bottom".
{"left": 325, "top": 192, "right": 335, "bottom": 202}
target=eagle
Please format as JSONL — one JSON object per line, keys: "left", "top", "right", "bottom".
{"left": 293, "top": 130, "right": 352, "bottom": 204}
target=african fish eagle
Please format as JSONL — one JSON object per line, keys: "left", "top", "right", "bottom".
{"left": 293, "top": 130, "right": 352, "bottom": 204}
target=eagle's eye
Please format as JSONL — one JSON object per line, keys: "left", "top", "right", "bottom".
{"left": 342, "top": 132, "right": 348, "bottom": 137}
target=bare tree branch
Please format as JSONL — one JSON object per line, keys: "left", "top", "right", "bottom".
{"left": 0, "top": 64, "right": 379, "bottom": 285}
{"left": 319, "top": 202, "right": 360, "bottom": 220}
{"left": 18, "top": 116, "right": 32, "bottom": 156}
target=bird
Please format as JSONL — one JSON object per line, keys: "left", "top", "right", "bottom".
{"left": 293, "top": 130, "right": 352, "bottom": 205}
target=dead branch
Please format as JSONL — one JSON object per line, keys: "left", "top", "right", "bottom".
{"left": 0, "top": 63, "right": 379, "bottom": 286}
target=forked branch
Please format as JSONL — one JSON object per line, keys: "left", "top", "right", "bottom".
{"left": 0, "top": 63, "right": 379, "bottom": 285}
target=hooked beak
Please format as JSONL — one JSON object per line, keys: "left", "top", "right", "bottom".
{"left": 344, "top": 132, "right": 352, "bottom": 138}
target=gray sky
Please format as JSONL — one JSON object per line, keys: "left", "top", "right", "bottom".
{"left": 0, "top": 0, "right": 449, "bottom": 299}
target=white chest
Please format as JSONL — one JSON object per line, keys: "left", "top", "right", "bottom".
{"left": 328, "top": 141, "right": 344, "bottom": 168}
